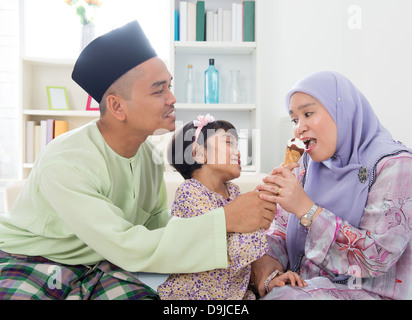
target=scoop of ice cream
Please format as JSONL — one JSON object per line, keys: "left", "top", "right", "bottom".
{"left": 287, "top": 137, "right": 305, "bottom": 152}
{"left": 284, "top": 138, "right": 305, "bottom": 165}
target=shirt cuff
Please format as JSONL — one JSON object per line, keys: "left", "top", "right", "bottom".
{"left": 212, "top": 207, "right": 229, "bottom": 269}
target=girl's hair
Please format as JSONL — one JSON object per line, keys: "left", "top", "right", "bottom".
{"left": 167, "top": 120, "right": 238, "bottom": 179}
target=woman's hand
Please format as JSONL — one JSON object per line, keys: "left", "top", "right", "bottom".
{"left": 251, "top": 255, "right": 283, "bottom": 298}
{"left": 257, "top": 166, "right": 313, "bottom": 219}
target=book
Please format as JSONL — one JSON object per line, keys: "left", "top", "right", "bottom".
{"left": 179, "top": 1, "right": 188, "bottom": 41}
{"left": 26, "top": 120, "right": 35, "bottom": 163}
{"left": 236, "top": 3, "right": 243, "bottom": 42}
{"left": 232, "top": 3, "right": 238, "bottom": 42}
{"left": 46, "top": 119, "right": 54, "bottom": 144}
{"left": 54, "top": 120, "right": 69, "bottom": 138}
{"left": 34, "top": 124, "right": 41, "bottom": 160}
{"left": 214, "top": 12, "right": 218, "bottom": 41}
{"left": 40, "top": 120, "right": 47, "bottom": 151}
{"left": 243, "top": 1, "right": 255, "bottom": 42}
{"left": 187, "top": 1, "right": 196, "bottom": 41}
{"left": 206, "top": 10, "right": 214, "bottom": 41}
{"left": 175, "top": 10, "right": 179, "bottom": 41}
{"left": 196, "top": 1, "right": 205, "bottom": 41}
{"left": 217, "top": 8, "right": 223, "bottom": 42}
{"left": 222, "top": 9, "right": 232, "bottom": 42}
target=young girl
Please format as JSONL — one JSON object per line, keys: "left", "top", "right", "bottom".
{"left": 158, "top": 114, "right": 304, "bottom": 300}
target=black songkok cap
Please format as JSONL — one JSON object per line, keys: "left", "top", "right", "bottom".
{"left": 72, "top": 20, "right": 157, "bottom": 103}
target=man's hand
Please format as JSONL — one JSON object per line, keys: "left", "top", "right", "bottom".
{"left": 223, "top": 191, "right": 277, "bottom": 233}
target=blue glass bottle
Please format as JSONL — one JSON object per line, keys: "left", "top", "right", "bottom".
{"left": 204, "top": 58, "right": 219, "bottom": 103}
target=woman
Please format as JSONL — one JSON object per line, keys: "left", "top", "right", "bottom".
{"left": 254, "top": 71, "right": 412, "bottom": 299}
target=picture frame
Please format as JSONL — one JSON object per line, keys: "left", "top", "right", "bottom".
{"left": 86, "top": 95, "right": 100, "bottom": 111}
{"left": 47, "top": 86, "right": 69, "bottom": 110}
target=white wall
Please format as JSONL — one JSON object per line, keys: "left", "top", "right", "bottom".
{"left": 259, "top": 0, "right": 412, "bottom": 173}
{"left": 0, "top": 0, "right": 19, "bottom": 213}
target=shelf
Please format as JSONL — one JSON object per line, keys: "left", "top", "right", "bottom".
{"left": 175, "top": 103, "right": 256, "bottom": 111}
{"left": 174, "top": 41, "right": 256, "bottom": 55}
{"left": 22, "top": 56, "right": 75, "bottom": 67}
{"left": 23, "top": 109, "right": 100, "bottom": 117}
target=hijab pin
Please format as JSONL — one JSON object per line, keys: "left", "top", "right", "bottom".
{"left": 338, "top": 97, "right": 341, "bottom": 101}
{"left": 358, "top": 166, "right": 368, "bottom": 183}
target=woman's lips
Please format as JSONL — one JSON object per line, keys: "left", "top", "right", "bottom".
{"left": 303, "top": 138, "right": 317, "bottom": 153}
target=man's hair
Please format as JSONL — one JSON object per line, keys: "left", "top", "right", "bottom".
{"left": 99, "top": 66, "right": 144, "bottom": 115}
{"left": 167, "top": 120, "right": 238, "bottom": 179}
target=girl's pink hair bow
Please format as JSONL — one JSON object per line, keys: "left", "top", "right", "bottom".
{"left": 193, "top": 114, "right": 215, "bottom": 142}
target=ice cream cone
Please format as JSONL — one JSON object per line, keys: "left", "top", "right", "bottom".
{"left": 283, "top": 138, "right": 305, "bottom": 166}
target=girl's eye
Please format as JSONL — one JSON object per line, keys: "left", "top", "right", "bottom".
{"left": 291, "top": 118, "right": 298, "bottom": 124}
{"left": 304, "top": 112, "right": 313, "bottom": 117}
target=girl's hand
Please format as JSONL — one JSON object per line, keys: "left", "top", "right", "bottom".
{"left": 251, "top": 255, "right": 284, "bottom": 298}
{"left": 266, "top": 270, "right": 307, "bottom": 292}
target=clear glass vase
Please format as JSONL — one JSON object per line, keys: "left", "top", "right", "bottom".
{"left": 185, "top": 64, "right": 195, "bottom": 103}
{"left": 80, "top": 23, "right": 96, "bottom": 50}
{"left": 229, "top": 70, "right": 242, "bottom": 103}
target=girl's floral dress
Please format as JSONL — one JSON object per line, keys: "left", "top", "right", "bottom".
{"left": 158, "top": 178, "right": 268, "bottom": 300}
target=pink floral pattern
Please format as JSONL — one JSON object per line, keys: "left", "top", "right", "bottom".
{"left": 266, "top": 153, "right": 412, "bottom": 299}
{"left": 384, "top": 197, "right": 412, "bottom": 231}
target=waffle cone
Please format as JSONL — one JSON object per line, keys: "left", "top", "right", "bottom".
{"left": 284, "top": 148, "right": 303, "bottom": 165}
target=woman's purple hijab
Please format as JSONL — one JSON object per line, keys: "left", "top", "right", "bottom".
{"left": 285, "top": 71, "right": 412, "bottom": 271}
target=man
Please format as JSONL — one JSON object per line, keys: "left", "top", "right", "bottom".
{"left": 0, "top": 21, "right": 276, "bottom": 299}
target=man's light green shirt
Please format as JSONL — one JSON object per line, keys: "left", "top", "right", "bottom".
{"left": 0, "top": 120, "right": 228, "bottom": 273}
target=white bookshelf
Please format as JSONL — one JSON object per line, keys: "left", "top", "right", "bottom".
{"left": 174, "top": 41, "right": 256, "bottom": 54}
{"left": 19, "top": 0, "right": 261, "bottom": 178}
{"left": 170, "top": 0, "right": 260, "bottom": 173}
{"left": 175, "top": 103, "right": 256, "bottom": 111}
{"left": 20, "top": 56, "right": 98, "bottom": 178}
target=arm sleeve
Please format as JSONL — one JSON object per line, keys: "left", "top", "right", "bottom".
{"left": 143, "top": 179, "right": 170, "bottom": 230}
{"left": 38, "top": 164, "right": 228, "bottom": 273}
{"left": 265, "top": 207, "right": 290, "bottom": 270}
{"left": 305, "top": 155, "right": 412, "bottom": 278}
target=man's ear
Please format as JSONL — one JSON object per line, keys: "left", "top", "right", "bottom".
{"left": 105, "top": 94, "right": 126, "bottom": 121}
{"left": 192, "top": 142, "right": 206, "bottom": 164}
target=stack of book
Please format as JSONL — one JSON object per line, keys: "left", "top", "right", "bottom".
{"left": 26, "top": 119, "right": 68, "bottom": 163}
{"left": 176, "top": 1, "right": 255, "bottom": 42}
